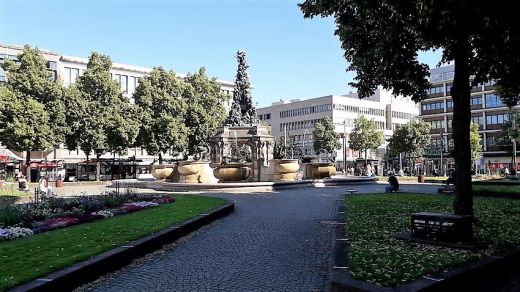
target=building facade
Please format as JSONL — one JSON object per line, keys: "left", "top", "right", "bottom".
{"left": 257, "top": 89, "right": 419, "bottom": 174}
{"left": 0, "top": 44, "right": 234, "bottom": 180}
{"left": 421, "top": 65, "right": 520, "bottom": 174}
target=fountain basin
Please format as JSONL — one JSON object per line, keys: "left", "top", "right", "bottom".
{"left": 213, "top": 163, "right": 252, "bottom": 182}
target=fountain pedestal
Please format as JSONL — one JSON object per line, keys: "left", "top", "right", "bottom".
{"left": 210, "top": 125, "right": 276, "bottom": 182}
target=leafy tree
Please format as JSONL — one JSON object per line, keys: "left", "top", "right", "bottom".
{"left": 134, "top": 67, "right": 188, "bottom": 164}
{"left": 0, "top": 45, "right": 65, "bottom": 178}
{"left": 71, "top": 52, "right": 123, "bottom": 180}
{"left": 313, "top": 116, "right": 341, "bottom": 155}
{"left": 498, "top": 112, "right": 520, "bottom": 172}
{"left": 387, "top": 120, "right": 431, "bottom": 173}
{"left": 226, "top": 51, "right": 257, "bottom": 126}
{"left": 469, "top": 122, "right": 483, "bottom": 165}
{"left": 300, "top": 1, "right": 520, "bottom": 218}
{"left": 349, "top": 115, "right": 384, "bottom": 165}
{"left": 183, "top": 67, "right": 227, "bottom": 157}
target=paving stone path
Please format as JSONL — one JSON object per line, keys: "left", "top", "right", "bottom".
{"left": 80, "top": 185, "right": 354, "bottom": 291}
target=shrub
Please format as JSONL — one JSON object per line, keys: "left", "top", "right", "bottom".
{"left": 0, "top": 205, "right": 22, "bottom": 227}
{"left": 77, "top": 196, "right": 105, "bottom": 213}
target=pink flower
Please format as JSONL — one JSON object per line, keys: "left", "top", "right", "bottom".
{"left": 44, "top": 217, "right": 80, "bottom": 229}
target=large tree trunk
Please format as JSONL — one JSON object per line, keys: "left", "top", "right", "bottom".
{"left": 159, "top": 152, "right": 163, "bottom": 165}
{"left": 451, "top": 42, "right": 473, "bottom": 218}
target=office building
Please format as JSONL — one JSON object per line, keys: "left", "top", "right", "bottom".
{"left": 420, "top": 65, "right": 520, "bottom": 173}
{"left": 257, "top": 89, "right": 419, "bottom": 174}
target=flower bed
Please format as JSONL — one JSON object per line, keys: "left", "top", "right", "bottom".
{"left": 0, "top": 190, "right": 175, "bottom": 241}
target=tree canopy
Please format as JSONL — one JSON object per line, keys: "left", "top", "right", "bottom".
{"left": 300, "top": 0, "right": 520, "bottom": 217}
{"left": 0, "top": 45, "right": 64, "bottom": 166}
{"left": 349, "top": 115, "right": 384, "bottom": 163}
{"left": 387, "top": 119, "right": 431, "bottom": 159}
{"left": 183, "top": 67, "right": 227, "bottom": 156}
{"left": 133, "top": 67, "right": 188, "bottom": 163}
{"left": 313, "top": 116, "right": 341, "bottom": 154}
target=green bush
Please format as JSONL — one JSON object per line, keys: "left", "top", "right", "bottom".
{"left": 0, "top": 205, "right": 21, "bottom": 227}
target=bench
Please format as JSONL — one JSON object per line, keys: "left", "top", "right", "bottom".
{"left": 411, "top": 212, "right": 472, "bottom": 242}
{"left": 345, "top": 189, "right": 358, "bottom": 195}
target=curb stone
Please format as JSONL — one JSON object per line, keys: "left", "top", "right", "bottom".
{"left": 11, "top": 201, "right": 235, "bottom": 292}
{"left": 332, "top": 193, "right": 520, "bottom": 291}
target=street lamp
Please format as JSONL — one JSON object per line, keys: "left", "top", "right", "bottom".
{"left": 343, "top": 120, "right": 347, "bottom": 174}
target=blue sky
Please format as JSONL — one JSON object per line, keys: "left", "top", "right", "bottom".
{"left": 0, "top": 0, "right": 442, "bottom": 107}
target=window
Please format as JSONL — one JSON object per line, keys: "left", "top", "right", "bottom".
{"left": 446, "top": 100, "right": 453, "bottom": 109}
{"left": 486, "top": 113, "right": 509, "bottom": 125}
{"left": 129, "top": 76, "right": 136, "bottom": 92}
{"left": 485, "top": 94, "right": 504, "bottom": 108}
{"left": 472, "top": 116, "right": 483, "bottom": 126}
{"left": 70, "top": 68, "right": 79, "bottom": 84}
{"left": 120, "top": 75, "right": 128, "bottom": 93}
{"left": 470, "top": 96, "right": 483, "bottom": 106}
{"left": 430, "top": 120, "right": 445, "bottom": 130}
{"left": 265, "top": 113, "right": 271, "bottom": 120}
{"left": 429, "top": 85, "right": 444, "bottom": 95}
{"left": 0, "top": 67, "right": 5, "bottom": 83}
{"left": 446, "top": 83, "right": 452, "bottom": 94}
{"left": 63, "top": 67, "right": 71, "bottom": 84}
{"left": 48, "top": 61, "right": 57, "bottom": 71}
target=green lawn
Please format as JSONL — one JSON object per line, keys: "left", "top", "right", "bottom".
{"left": 346, "top": 193, "right": 520, "bottom": 287}
{"left": 0, "top": 186, "right": 33, "bottom": 198}
{"left": 473, "top": 184, "right": 520, "bottom": 195}
{"left": 0, "top": 195, "right": 227, "bottom": 291}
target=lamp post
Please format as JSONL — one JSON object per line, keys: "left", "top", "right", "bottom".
{"left": 343, "top": 120, "right": 347, "bottom": 174}
{"left": 440, "top": 127, "right": 445, "bottom": 177}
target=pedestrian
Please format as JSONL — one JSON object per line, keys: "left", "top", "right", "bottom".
{"left": 385, "top": 172, "right": 399, "bottom": 192}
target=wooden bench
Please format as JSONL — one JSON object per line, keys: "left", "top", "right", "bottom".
{"left": 411, "top": 212, "right": 472, "bottom": 242}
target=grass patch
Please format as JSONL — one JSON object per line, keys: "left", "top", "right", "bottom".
{"left": 346, "top": 193, "right": 520, "bottom": 287}
{"left": 0, "top": 187, "right": 32, "bottom": 198}
{"left": 0, "top": 195, "right": 226, "bottom": 291}
{"left": 473, "top": 184, "right": 520, "bottom": 196}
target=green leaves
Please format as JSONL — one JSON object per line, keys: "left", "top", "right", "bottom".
{"left": 387, "top": 119, "right": 431, "bottom": 158}
{"left": 134, "top": 67, "right": 188, "bottom": 159}
{"left": 184, "top": 67, "right": 227, "bottom": 155}
{"left": 469, "top": 122, "right": 482, "bottom": 163}
{"left": 349, "top": 115, "right": 384, "bottom": 155}
{"left": 0, "top": 45, "right": 64, "bottom": 153}
{"left": 312, "top": 116, "right": 341, "bottom": 153}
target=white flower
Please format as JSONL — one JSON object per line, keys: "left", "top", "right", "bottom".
{"left": 0, "top": 227, "right": 33, "bottom": 240}
{"left": 97, "top": 210, "right": 114, "bottom": 218}
{"left": 124, "top": 201, "right": 159, "bottom": 208}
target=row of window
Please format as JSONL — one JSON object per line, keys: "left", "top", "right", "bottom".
{"left": 333, "top": 104, "right": 385, "bottom": 117}
{"left": 422, "top": 93, "right": 505, "bottom": 113}
{"left": 62, "top": 66, "right": 141, "bottom": 94}
{"left": 280, "top": 118, "right": 324, "bottom": 132}
{"left": 258, "top": 113, "right": 271, "bottom": 121}
{"left": 279, "top": 104, "right": 333, "bottom": 118}
{"left": 422, "top": 102, "right": 444, "bottom": 111}
{"left": 486, "top": 114, "right": 509, "bottom": 125}
{"left": 428, "top": 113, "right": 509, "bottom": 131}
{"left": 391, "top": 111, "right": 416, "bottom": 119}
{"left": 1, "top": 55, "right": 57, "bottom": 82}
{"left": 428, "top": 80, "right": 496, "bottom": 96}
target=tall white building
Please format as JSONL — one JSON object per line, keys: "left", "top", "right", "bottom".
{"left": 257, "top": 89, "right": 419, "bottom": 173}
